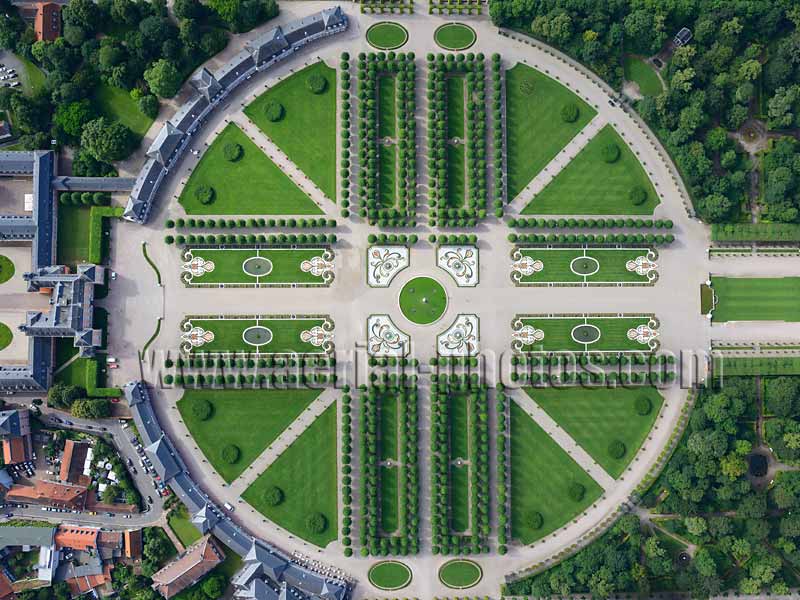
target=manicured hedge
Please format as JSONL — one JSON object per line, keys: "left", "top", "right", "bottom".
{"left": 88, "top": 206, "right": 124, "bottom": 264}
{"left": 711, "top": 223, "right": 800, "bottom": 242}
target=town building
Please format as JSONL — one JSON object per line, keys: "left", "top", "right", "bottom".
{"left": 59, "top": 439, "right": 92, "bottom": 486}
{"left": 33, "top": 2, "right": 60, "bottom": 41}
{"left": 0, "top": 409, "right": 33, "bottom": 464}
{"left": 6, "top": 480, "right": 88, "bottom": 510}
{"left": 151, "top": 535, "right": 224, "bottom": 599}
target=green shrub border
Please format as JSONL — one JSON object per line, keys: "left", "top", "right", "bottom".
{"left": 88, "top": 206, "right": 124, "bottom": 264}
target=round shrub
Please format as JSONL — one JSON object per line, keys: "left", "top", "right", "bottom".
{"left": 629, "top": 186, "right": 647, "bottom": 206}
{"left": 265, "top": 101, "right": 285, "bottom": 122}
{"left": 635, "top": 395, "right": 652, "bottom": 415}
{"left": 567, "top": 482, "right": 586, "bottom": 502}
{"left": 561, "top": 103, "right": 579, "bottom": 122}
{"left": 263, "top": 486, "right": 284, "bottom": 506}
{"left": 307, "top": 74, "right": 328, "bottom": 94}
{"left": 601, "top": 143, "right": 620, "bottom": 163}
{"left": 608, "top": 440, "right": 626, "bottom": 459}
{"left": 190, "top": 398, "right": 213, "bottom": 421}
{"left": 223, "top": 143, "right": 243, "bottom": 162}
{"left": 306, "top": 512, "right": 327, "bottom": 534}
{"left": 525, "top": 511, "right": 544, "bottom": 530}
{"left": 195, "top": 185, "right": 215, "bottom": 205}
{"left": 220, "top": 444, "right": 240, "bottom": 464}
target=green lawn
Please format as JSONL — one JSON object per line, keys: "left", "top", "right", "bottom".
{"left": 522, "top": 124, "right": 659, "bottom": 215}
{"left": 515, "top": 315, "right": 656, "bottom": 353}
{"left": 623, "top": 56, "right": 663, "bottom": 97}
{"left": 446, "top": 76, "right": 466, "bottom": 207}
{"left": 378, "top": 75, "right": 397, "bottom": 138}
{"left": 380, "top": 465, "right": 399, "bottom": 534}
{"left": 0, "top": 255, "right": 15, "bottom": 285}
{"left": 366, "top": 22, "right": 409, "bottom": 50}
{"left": 93, "top": 83, "right": 155, "bottom": 138}
{"left": 379, "top": 393, "right": 398, "bottom": 461}
{"left": 56, "top": 205, "right": 91, "bottom": 266}
{"left": 244, "top": 62, "right": 337, "bottom": 200}
{"left": 177, "top": 389, "right": 320, "bottom": 483}
{"left": 438, "top": 559, "right": 482, "bottom": 588}
{"left": 515, "top": 247, "right": 656, "bottom": 284}
{"left": 506, "top": 64, "right": 596, "bottom": 201}
{"left": 526, "top": 387, "right": 663, "bottom": 478}
{"left": 183, "top": 317, "right": 330, "bottom": 355}
{"left": 711, "top": 277, "right": 800, "bottom": 322}
{"left": 243, "top": 404, "right": 338, "bottom": 547}
{"left": 399, "top": 277, "right": 447, "bottom": 325}
{"left": 378, "top": 144, "right": 397, "bottom": 208}
{"left": 182, "top": 248, "right": 331, "bottom": 286}
{"left": 15, "top": 55, "right": 46, "bottom": 96}
{"left": 0, "top": 323, "right": 11, "bottom": 352}
{"left": 368, "top": 561, "right": 412, "bottom": 589}
{"left": 167, "top": 507, "right": 202, "bottom": 547}
{"left": 434, "top": 24, "right": 477, "bottom": 51}
{"left": 510, "top": 402, "right": 602, "bottom": 544}
{"left": 450, "top": 464, "right": 470, "bottom": 533}
{"left": 179, "top": 123, "right": 322, "bottom": 215}
{"left": 448, "top": 391, "right": 471, "bottom": 533}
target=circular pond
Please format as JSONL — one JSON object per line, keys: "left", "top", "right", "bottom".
{"left": 242, "top": 325, "right": 273, "bottom": 347}
{"left": 438, "top": 559, "right": 482, "bottom": 589}
{"left": 368, "top": 561, "right": 412, "bottom": 591}
{"left": 366, "top": 22, "right": 409, "bottom": 50}
{"left": 399, "top": 277, "right": 447, "bottom": 325}
{"left": 571, "top": 324, "right": 601, "bottom": 345}
{"left": 570, "top": 256, "right": 600, "bottom": 276}
{"left": 242, "top": 256, "right": 273, "bottom": 277}
{"left": 434, "top": 23, "right": 477, "bottom": 51}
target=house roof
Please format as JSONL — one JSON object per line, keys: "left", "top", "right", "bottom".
{"left": 6, "top": 480, "right": 87, "bottom": 508}
{"left": 146, "top": 122, "right": 184, "bottom": 166}
{"left": 151, "top": 535, "right": 224, "bottom": 599}
{"left": 55, "top": 525, "right": 98, "bottom": 551}
{"left": 124, "top": 529, "right": 143, "bottom": 559}
{"left": 0, "top": 572, "right": 14, "bottom": 599}
{"left": 34, "top": 3, "right": 61, "bottom": 42}
{"left": 0, "top": 525, "right": 55, "bottom": 550}
{"left": 59, "top": 439, "right": 90, "bottom": 484}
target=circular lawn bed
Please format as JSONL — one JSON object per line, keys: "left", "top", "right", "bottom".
{"left": 366, "top": 22, "right": 409, "bottom": 50}
{"left": 434, "top": 23, "right": 477, "bottom": 51}
{"left": 368, "top": 561, "right": 412, "bottom": 590}
{"left": 438, "top": 559, "right": 482, "bottom": 589}
{"left": 399, "top": 277, "right": 447, "bottom": 325}
{"left": 0, "top": 323, "right": 12, "bottom": 352}
{"left": 0, "top": 255, "right": 14, "bottom": 285}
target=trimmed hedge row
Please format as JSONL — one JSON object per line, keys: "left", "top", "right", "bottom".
{"left": 85, "top": 360, "right": 122, "bottom": 398}
{"left": 165, "top": 233, "right": 337, "bottom": 245}
{"left": 711, "top": 222, "right": 800, "bottom": 242}
{"left": 166, "top": 217, "right": 336, "bottom": 229}
{"left": 490, "top": 53, "right": 504, "bottom": 217}
{"left": 508, "top": 233, "right": 675, "bottom": 245}
{"left": 509, "top": 217, "right": 673, "bottom": 229}
{"left": 341, "top": 389, "right": 353, "bottom": 556}
{"left": 496, "top": 387, "right": 510, "bottom": 554}
{"left": 341, "top": 52, "right": 351, "bottom": 218}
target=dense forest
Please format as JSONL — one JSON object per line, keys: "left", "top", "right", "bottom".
{"left": 490, "top": 0, "right": 800, "bottom": 224}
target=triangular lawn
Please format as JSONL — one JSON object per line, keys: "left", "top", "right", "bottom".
{"left": 243, "top": 403, "right": 338, "bottom": 548}
{"left": 522, "top": 124, "right": 659, "bottom": 215}
{"left": 177, "top": 388, "right": 321, "bottom": 482}
{"left": 510, "top": 401, "right": 602, "bottom": 544}
{"left": 244, "top": 61, "right": 337, "bottom": 200}
{"left": 525, "top": 387, "right": 663, "bottom": 479}
{"left": 178, "top": 123, "right": 322, "bottom": 215}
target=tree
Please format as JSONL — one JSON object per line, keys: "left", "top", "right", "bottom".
{"left": 53, "top": 100, "right": 95, "bottom": 141}
{"left": 306, "top": 512, "right": 327, "bottom": 534}
{"left": 47, "top": 382, "right": 85, "bottom": 409}
{"left": 62, "top": 0, "right": 98, "bottom": 34}
{"left": 101, "top": 484, "right": 119, "bottom": 503}
{"left": 144, "top": 59, "right": 182, "bottom": 98}
{"left": 71, "top": 398, "right": 112, "bottom": 418}
{"left": 202, "top": 575, "right": 226, "bottom": 599}
{"left": 766, "top": 377, "right": 800, "bottom": 417}
{"left": 173, "top": 0, "right": 204, "bottom": 20}
{"left": 81, "top": 117, "right": 132, "bottom": 162}
{"left": 207, "top": 0, "right": 278, "bottom": 33}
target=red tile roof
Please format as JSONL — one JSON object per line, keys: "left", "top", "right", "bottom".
{"left": 151, "top": 536, "right": 224, "bottom": 599}
{"left": 33, "top": 2, "right": 61, "bottom": 42}
{"left": 6, "top": 481, "right": 87, "bottom": 509}
{"left": 55, "top": 525, "right": 98, "bottom": 551}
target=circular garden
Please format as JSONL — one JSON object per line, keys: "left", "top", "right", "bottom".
{"left": 438, "top": 559, "right": 482, "bottom": 589}
{"left": 433, "top": 23, "right": 477, "bottom": 51}
{"left": 366, "top": 22, "right": 409, "bottom": 50}
{"left": 399, "top": 276, "right": 447, "bottom": 325}
{"left": 367, "top": 561, "right": 412, "bottom": 590}
{"left": 0, "top": 323, "right": 11, "bottom": 352}
{"left": 0, "top": 255, "right": 14, "bottom": 285}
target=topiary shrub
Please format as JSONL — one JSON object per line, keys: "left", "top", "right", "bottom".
{"left": 307, "top": 74, "right": 328, "bottom": 94}
{"left": 608, "top": 439, "right": 626, "bottom": 459}
{"left": 525, "top": 510, "right": 544, "bottom": 530}
{"left": 195, "top": 185, "right": 215, "bottom": 205}
{"left": 560, "top": 103, "right": 579, "bottom": 122}
{"left": 223, "top": 143, "right": 243, "bottom": 162}
{"left": 306, "top": 512, "right": 327, "bottom": 534}
{"left": 190, "top": 398, "right": 213, "bottom": 421}
{"left": 220, "top": 444, "right": 240, "bottom": 464}
{"left": 263, "top": 485, "right": 284, "bottom": 506}
{"left": 635, "top": 395, "right": 652, "bottom": 415}
{"left": 629, "top": 185, "right": 647, "bottom": 206}
{"left": 601, "top": 143, "right": 620, "bottom": 163}
{"left": 567, "top": 482, "right": 585, "bottom": 502}
{"left": 265, "top": 101, "right": 285, "bottom": 122}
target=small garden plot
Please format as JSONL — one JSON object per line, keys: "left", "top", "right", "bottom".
{"left": 430, "top": 380, "right": 490, "bottom": 555}
{"left": 368, "top": 561, "right": 412, "bottom": 590}
{"left": 179, "top": 123, "right": 322, "bottom": 215}
{"left": 522, "top": 124, "right": 659, "bottom": 215}
{"left": 510, "top": 401, "right": 602, "bottom": 544}
{"left": 359, "top": 384, "right": 420, "bottom": 555}
{"left": 512, "top": 247, "right": 658, "bottom": 285}
{"left": 623, "top": 56, "right": 663, "bottom": 97}
{"left": 710, "top": 276, "right": 800, "bottom": 322}
{"left": 177, "top": 389, "right": 320, "bottom": 483}
{"left": 366, "top": 22, "right": 409, "bottom": 50}
{"left": 505, "top": 64, "right": 596, "bottom": 201}
{"left": 180, "top": 315, "right": 334, "bottom": 355}
{"left": 357, "top": 53, "right": 417, "bottom": 224}
{"left": 181, "top": 247, "right": 334, "bottom": 287}
{"left": 526, "top": 387, "right": 663, "bottom": 478}
{"left": 512, "top": 314, "right": 659, "bottom": 353}
{"left": 434, "top": 23, "right": 477, "bottom": 51}
{"left": 244, "top": 62, "right": 337, "bottom": 200}
{"left": 427, "top": 53, "right": 487, "bottom": 227}
{"left": 243, "top": 404, "right": 338, "bottom": 547}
